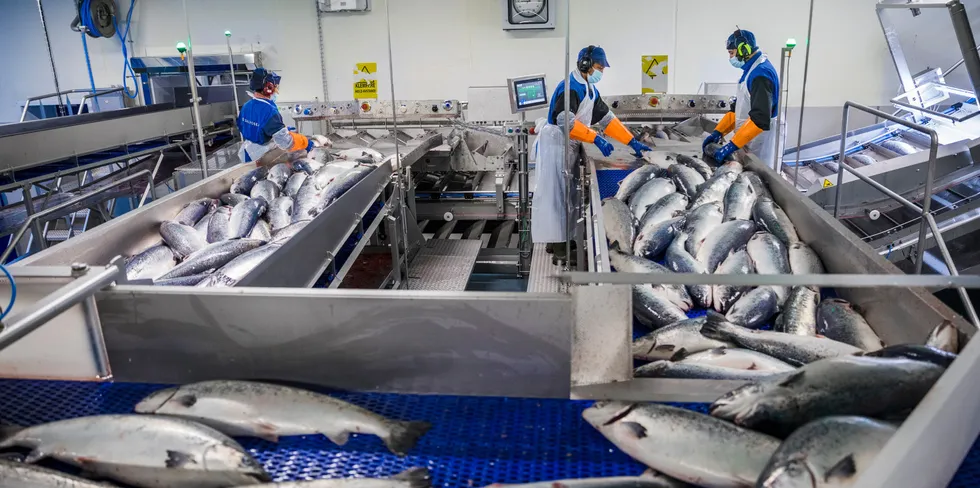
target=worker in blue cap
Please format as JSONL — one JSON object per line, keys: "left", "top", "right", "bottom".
{"left": 236, "top": 68, "right": 326, "bottom": 167}
{"left": 533, "top": 45, "right": 652, "bottom": 264}
{"left": 703, "top": 29, "right": 781, "bottom": 166}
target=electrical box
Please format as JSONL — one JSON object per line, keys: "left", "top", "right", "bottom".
{"left": 317, "top": 0, "right": 370, "bottom": 13}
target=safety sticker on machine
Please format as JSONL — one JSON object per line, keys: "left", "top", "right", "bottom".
{"left": 823, "top": 179, "right": 834, "bottom": 188}
{"left": 353, "top": 62, "right": 378, "bottom": 100}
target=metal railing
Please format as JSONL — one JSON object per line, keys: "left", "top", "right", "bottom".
{"left": 78, "top": 87, "right": 126, "bottom": 114}
{"left": 0, "top": 260, "right": 122, "bottom": 371}
{"left": 19, "top": 88, "right": 119, "bottom": 122}
{"left": 832, "top": 101, "right": 979, "bottom": 327}
{"left": 2, "top": 169, "right": 153, "bottom": 263}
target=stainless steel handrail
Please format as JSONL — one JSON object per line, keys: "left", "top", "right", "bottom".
{"left": 830, "top": 101, "right": 978, "bottom": 327}
{"left": 19, "top": 88, "right": 115, "bottom": 122}
{"left": 0, "top": 260, "right": 123, "bottom": 354}
{"left": 78, "top": 87, "right": 126, "bottom": 114}
{"left": 562, "top": 272, "right": 980, "bottom": 289}
{"left": 2, "top": 170, "right": 152, "bottom": 263}
{"left": 833, "top": 102, "right": 938, "bottom": 273}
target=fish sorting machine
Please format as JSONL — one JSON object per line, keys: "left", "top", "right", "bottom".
{"left": 1, "top": 85, "right": 980, "bottom": 486}
{"left": 782, "top": 0, "right": 980, "bottom": 275}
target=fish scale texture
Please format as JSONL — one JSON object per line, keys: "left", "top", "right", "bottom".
{"left": 0, "top": 379, "right": 716, "bottom": 486}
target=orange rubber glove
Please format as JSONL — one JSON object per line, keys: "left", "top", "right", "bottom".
{"left": 603, "top": 117, "right": 635, "bottom": 145}
{"left": 714, "top": 112, "right": 737, "bottom": 136}
{"left": 569, "top": 120, "right": 598, "bottom": 143}
{"left": 731, "top": 119, "right": 765, "bottom": 148}
{"left": 289, "top": 132, "right": 311, "bottom": 152}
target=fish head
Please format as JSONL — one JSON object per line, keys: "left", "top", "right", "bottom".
{"left": 581, "top": 401, "right": 635, "bottom": 428}
{"left": 134, "top": 387, "right": 180, "bottom": 413}
{"left": 759, "top": 457, "right": 817, "bottom": 488}
{"left": 203, "top": 442, "right": 271, "bottom": 481}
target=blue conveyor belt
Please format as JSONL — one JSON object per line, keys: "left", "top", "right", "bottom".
{"left": 0, "top": 379, "right": 660, "bottom": 485}
{"left": 0, "top": 379, "right": 976, "bottom": 486}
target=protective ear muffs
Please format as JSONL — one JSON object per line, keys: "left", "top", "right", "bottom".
{"left": 262, "top": 82, "right": 276, "bottom": 97}
{"left": 737, "top": 42, "right": 753, "bottom": 60}
{"left": 578, "top": 45, "right": 595, "bottom": 73}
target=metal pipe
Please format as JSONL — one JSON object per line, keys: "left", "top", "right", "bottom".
{"left": 0, "top": 262, "right": 123, "bottom": 353}
{"left": 80, "top": 294, "right": 111, "bottom": 378}
{"left": 224, "top": 34, "right": 242, "bottom": 121}
{"left": 314, "top": 0, "right": 329, "bottom": 101}
{"left": 0, "top": 170, "right": 151, "bottom": 263}
{"left": 775, "top": 47, "right": 789, "bottom": 172}
{"left": 182, "top": 0, "right": 210, "bottom": 179}
{"left": 517, "top": 111, "right": 531, "bottom": 277}
{"left": 562, "top": 271, "right": 980, "bottom": 289}
{"left": 36, "top": 0, "right": 66, "bottom": 117}
{"left": 793, "top": 0, "right": 815, "bottom": 188}
{"left": 384, "top": 0, "right": 409, "bottom": 286}
{"left": 925, "top": 214, "right": 980, "bottom": 327}
{"left": 833, "top": 101, "right": 940, "bottom": 274}
{"left": 562, "top": 0, "right": 571, "bottom": 271}
{"left": 138, "top": 152, "right": 165, "bottom": 207}
{"left": 948, "top": 0, "right": 980, "bottom": 101}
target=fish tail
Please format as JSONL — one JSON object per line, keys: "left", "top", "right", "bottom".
{"left": 383, "top": 420, "right": 432, "bottom": 456}
{"left": 701, "top": 311, "right": 736, "bottom": 340}
{"left": 392, "top": 467, "right": 432, "bottom": 488}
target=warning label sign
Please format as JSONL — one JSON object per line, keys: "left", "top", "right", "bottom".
{"left": 353, "top": 62, "right": 378, "bottom": 99}
{"left": 641, "top": 55, "right": 669, "bottom": 94}
{"left": 823, "top": 179, "right": 834, "bottom": 188}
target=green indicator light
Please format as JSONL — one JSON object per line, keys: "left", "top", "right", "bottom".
{"left": 224, "top": 30, "right": 232, "bottom": 37}
{"left": 176, "top": 41, "right": 187, "bottom": 53}
{"left": 786, "top": 38, "right": 798, "bottom": 49}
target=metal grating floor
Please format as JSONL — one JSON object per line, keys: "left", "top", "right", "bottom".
{"left": 407, "top": 239, "right": 482, "bottom": 291}
{"left": 527, "top": 243, "right": 562, "bottom": 293}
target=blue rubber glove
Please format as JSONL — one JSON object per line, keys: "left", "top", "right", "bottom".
{"left": 594, "top": 135, "right": 615, "bottom": 157}
{"left": 627, "top": 138, "right": 653, "bottom": 157}
{"left": 712, "top": 141, "right": 739, "bottom": 163}
{"left": 702, "top": 130, "right": 723, "bottom": 152}
{"left": 287, "top": 126, "right": 297, "bottom": 132}
{"left": 304, "top": 138, "right": 315, "bottom": 152}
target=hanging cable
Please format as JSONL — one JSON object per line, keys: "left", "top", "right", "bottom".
{"left": 81, "top": 33, "right": 97, "bottom": 96}
{"left": 79, "top": 0, "right": 139, "bottom": 99}
{"left": 0, "top": 265, "right": 16, "bottom": 323}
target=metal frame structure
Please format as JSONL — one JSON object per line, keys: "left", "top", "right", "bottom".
{"left": 832, "top": 101, "right": 980, "bottom": 326}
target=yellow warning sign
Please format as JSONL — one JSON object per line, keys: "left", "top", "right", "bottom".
{"left": 823, "top": 179, "right": 834, "bottom": 188}
{"left": 641, "top": 55, "right": 669, "bottom": 94}
{"left": 353, "top": 62, "right": 378, "bottom": 99}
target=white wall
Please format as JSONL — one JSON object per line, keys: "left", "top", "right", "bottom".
{"left": 1, "top": 0, "right": 970, "bottom": 143}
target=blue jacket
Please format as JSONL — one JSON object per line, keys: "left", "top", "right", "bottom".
{"left": 237, "top": 97, "right": 285, "bottom": 145}
{"left": 739, "top": 52, "right": 780, "bottom": 120}
{"left": 547, "top": 72, "right": 610, "bottom": 126}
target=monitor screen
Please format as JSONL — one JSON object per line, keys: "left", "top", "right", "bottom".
{"left": 513, "top": 78, "right": 548, "bottom": 111}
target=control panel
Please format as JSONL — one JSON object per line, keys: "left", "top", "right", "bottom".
{"left": 290, "top": 99, "right": 462, "bottom": 121}
{"left": 602, "top": 94, "right": 732, "bottom": 116}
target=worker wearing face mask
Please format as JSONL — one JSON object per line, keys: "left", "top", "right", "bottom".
{"left": 237, "top": 68, "right": 323, "bottom": 167}
{"left": 703, "top": 29, "right": 781, "bottom": 166}
{"left": 533, "top": 46, "right": 652, "bottom": 264}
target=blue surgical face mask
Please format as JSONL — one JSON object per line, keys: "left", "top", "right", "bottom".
{"left": 730, "top": 57, "right": 745, "bottom": 69}
{"left": 587, "top": 70, "right": 603, "bottom": 84}
{"left": 270, "top": 93, "right": 279, "bottom": 103}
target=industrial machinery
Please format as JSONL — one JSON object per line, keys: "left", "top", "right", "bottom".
{"left": 783, "top": 0, "right": 980, "bottom": 275}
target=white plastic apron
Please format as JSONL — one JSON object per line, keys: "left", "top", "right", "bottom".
{"left": 531, "top": 72, "right": 596, "bottom": 243}
{"left": 735, "top": 54, "right": 781, "bottom": 168}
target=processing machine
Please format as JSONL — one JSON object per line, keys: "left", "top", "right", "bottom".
{"left": 782, "top": 0, "right": 980, "bottom": 275}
